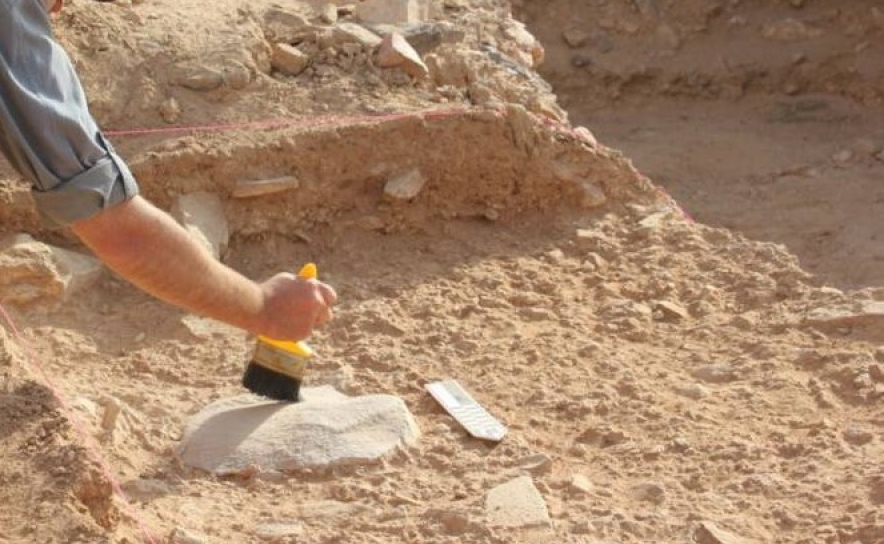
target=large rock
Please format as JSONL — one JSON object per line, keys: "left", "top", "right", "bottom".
{"left": 178, "top": 386, "right": 420, "bottom": 474}
{"left": 171, "top": 192, "right": 229, "bottom": 260}
{"left": 0, "top": 233, "right": 103, "bottom": 307}
{"left": 271, "top": 43, "right": 311, "bottom": 76}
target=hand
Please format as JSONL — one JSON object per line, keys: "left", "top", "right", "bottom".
{"left": 256, "top": 273, "right": 338, "bottom": 341}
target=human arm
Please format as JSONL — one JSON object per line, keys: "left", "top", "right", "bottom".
{"left": 72, "top": 196, "right": 336, "bottom": 340}
{"left": 0, "top": 0, "right": 335, "bottom": 340}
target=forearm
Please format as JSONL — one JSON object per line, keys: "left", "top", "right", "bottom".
{"left": 72, "top": 195, "right": 265, "bottom": 334}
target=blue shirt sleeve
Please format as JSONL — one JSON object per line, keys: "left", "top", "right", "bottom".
{"left": 0, "top": 0, "right": 139, "bottom": 228}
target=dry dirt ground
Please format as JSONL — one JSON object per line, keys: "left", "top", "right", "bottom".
{"left": 1, "top": 1, "right": 884, "bottom": 543}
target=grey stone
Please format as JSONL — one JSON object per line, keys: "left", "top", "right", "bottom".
{"left": 318, "top": 3, "right": 338, "bottom": 24}
{"left": 842, "top": 426, "right": 874, "bottom": 446}
{"left": 569, "top": 474, "right": 592, "bottom": 495}
{"left": 384, "top": 168, "right": 426, "bottom": 200}
{"left": 485, "top": 476, "right": 551, "bottom": 528}
{"left": 0, "top": 233, "right": 103, "bottom": 307}
{"left": 354, "top": 0, "right": 423, "bottom": 25}
{"left": 271, "top": 43, "right": 311, "bottom": 76}
{"left": 171, "top": 192, "right": 229, "bottom": 260}
{"left": 675, "top": 383, "right": 709, "bottom": 400}
{"left": 178, "top": 386, "right": 420, "bottom": 474}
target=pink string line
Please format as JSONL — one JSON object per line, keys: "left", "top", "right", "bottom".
{"left": 103, "top": 106, "right": 473, "bottom": 138}
{"left": 0, "top": 302, "right": 160, "bottom": 544}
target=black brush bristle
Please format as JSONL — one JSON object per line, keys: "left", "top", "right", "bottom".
{"left": 242, "top": 361, "right": 303, "bottom": 402}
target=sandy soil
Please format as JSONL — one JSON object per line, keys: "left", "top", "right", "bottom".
{"left": 1, "top": 1, "right": 884, "bottom": 543}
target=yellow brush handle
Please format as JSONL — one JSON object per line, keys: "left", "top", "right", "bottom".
{"left": 257, "top": 262, "right": 318, "bottom": 357}
{"left": 298, "top": 262, "right": 317, "bottom": 280}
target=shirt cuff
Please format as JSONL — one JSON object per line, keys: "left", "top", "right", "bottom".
{"left": 30, "top": 148, "right": 140, "bottom": 228}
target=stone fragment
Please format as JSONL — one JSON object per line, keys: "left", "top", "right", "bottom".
{"left": 233, "top": 176, "right": 301, "bottom": 198}
{"left": 0, "top": 234, "right": 103, "bottom": 307}
{"left": 675, "top": 383, "right": 709, "bottom": 400}
{"left": 376, "top": 32, "right": 429, "bottom": 78}
{"left": 384, "top": 168, "right": 426, "bottom": 200}
{"left": 654, "top": 300, "right": 689, "bottom": 321}
{"left": 254, "top": 521, "right": 304, "bottom": 540}
{"left": 805, "top": 302, "right": 884, "bottom": 340}
{"left": 761, "top": 18, "right": 822, "bottom": 41}
{"left": 485, "top": 476, "right": 551, "bottom": 528}
{"left": 691, "top": 364, "right": 738, "bottom": 384}
{"left": 630, "top": 481, "right": 666, "bottom": 503}
{"left": 170, "top": 528, "right": 207, "bottom": 544}
{"left": 173, "top": 65, "right": 224, "bottom": 91}
{"left": 696, "top": 521, "right": 756, "bottom": 544}
{"left": 579, "top": 182, "right": 607, "bottom": 208}
{"left": 517, "top": 453, "right": 552, "bottom": 474}
{"left": 563, "top": 28, "right": 591, "bottom": 48}
{"left": 332, "top": 23, "right": 383, "bottom": 48}
{"left": 159, "top": 97, "right": 181, "bottom": 123}
{"left": 178, "top": 386, "right": 420, "bottom": 474}
{"left": 271, "top": 43, "right": 310, "bottom": 76}
{"left": 573, "top": 126, "right": 598, "bottom": 147}
{"left": 171, "top": 192, "right": 229, "bottom": 260}
{"left": 569, "top": 474, "right": 592, "bottom": 495}
{"left": 354, "top": 0, "right": 422, "bottom": 25}
{"left": 842, "top": 426, "right": 874, "bottom": 445}
{"left": 319, "top": 3, "right": 338, "bottom": 24}
{"left": 431, "top": 509, "right": 469, "bottom": 535}
{"left": 367, "top": 22, "right": 464, "bottom": 54}
{"left": 263, "top": 8, "right": 313, "bottom": 42}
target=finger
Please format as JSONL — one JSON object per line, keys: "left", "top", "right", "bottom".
{"left": 319, "top": 283, "right": 338, "bottom": 307}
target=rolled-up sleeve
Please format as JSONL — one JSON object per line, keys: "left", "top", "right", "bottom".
{"left": 0, "top": 0, "right": 138, "bottom": 228}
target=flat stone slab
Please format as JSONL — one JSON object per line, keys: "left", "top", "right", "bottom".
{"left": 485, "top": 476, "right": 551, "bottom": 529}
{"left": 178, "top": 386, "right": 419, "bottom": 474}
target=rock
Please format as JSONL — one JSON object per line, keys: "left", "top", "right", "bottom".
{"left": 579, "top": 182, "right": 608, "bottom": 209}
{"left": 367, "top": 22, "right": 464, "bottom": 54}
{"left": 173, "top": 65, "right": 224, "bottom": 91}
{"left": 571, "top": 54, "right": 592, "bottom": 68}
{"left": 569, "top": 474, "right": 592, "bottom": 495}
{"left": 691, "top": 364, "right": 738, "bottom": 384}
{"left": 485, "top": 476, "right": 551, "bottom": 529}
{"left": 271, "top": 43, "right": 310, "bottom": 76}
{"left": 0, "top": 233, "right": 103, "bottom": 307}
{"left": 318, "top": 3, "right": 338, "bottom": 24}
{"left": 655, "top": 24, "right": 681, "bottom": 50}
{"left": 178, "top": 386, "right": 420, "bottom": 474}
{"left": 806, "top": 302, "right": 884, "bottom": 340}
{"left": 159, "top": 97, "right": 181, "bottom": 123}
{"left": 384, "top": 168, "right": 426, "bottom": 200}
{"left": 123, "top": 478, "right": 171, "bottom": 502}
{"left": 761, "top": 18, "right": 822, "bottom": 41}
{"left": 842, "top": 426, "right": 874, "bottom": 446}
{"left": 428, "top": 509, "right": 470, "bottom": 535}
{"left": 675, "top": 383, "right": 709, "bottom": 400}
{"left": 263, "top": 8, "right": 313, "bottom": 42}
{"left": 376, "top": 32, "right": 429, "bottom": 78}
{"left": 332, "top": 23, "right": 383, "bottom": 49}
{"left": 171, "top": 192, "right": 229, "bottom": 260}
{"left": 630, "top": 481, "right": 666, "bottom": 503}
{"left": 563, "top": 28, "right": 591, "bottom": 48}
{"left": 654, "top": 300, "right": 689, "bottom": 322}
{"left": 354, "top": 0, "right": 423, "bottom": 25}
{"left": 233, "top": 176, "right": 301, "bottom": 198}
{"left": 170, "top": 528, "right": 207, "bottom": 544}
{"left": 517, "top": 453, "right": 552, "bottom": 474}
{"left": 254, "top": 521, "right": 304, "bottom": 540}
{"left": 696, "top": 521, "right": 756, "bottom": 544}
{"left": 573, "top": 126, "right": 598, "bottom": 147}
